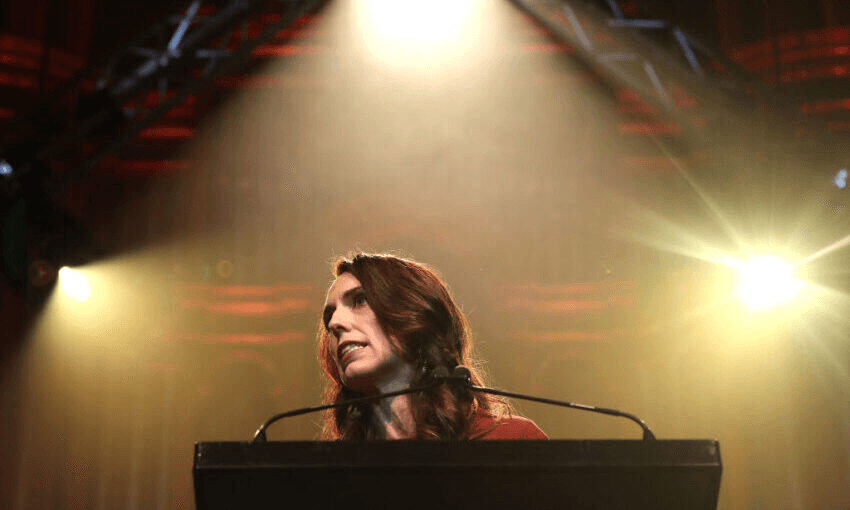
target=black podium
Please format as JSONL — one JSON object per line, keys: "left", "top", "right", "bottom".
{"left": 193, "top": 439, "right": 721, "bottom": 510}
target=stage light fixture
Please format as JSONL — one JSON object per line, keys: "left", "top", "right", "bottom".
{"left": 737, "top": 256, "right": 800, "bottom": 310}
{"left": 58, "top": 266, "right": 91, "bottom": 302}
{"left": 0, "top": 159, "right": 12, "bottom": 176}
{"left": 28, "top": 259, "right": 57, "bottom": 287}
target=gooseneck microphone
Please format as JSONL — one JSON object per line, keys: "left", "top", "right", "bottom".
{"left": 253, "top": 365, "right": 656, "bottom": 441}
{"left": 252, "top": 366, "right": 453, "bottom": 442}
{"left": 443, "top": 365, "right": 657, "bottom": 441}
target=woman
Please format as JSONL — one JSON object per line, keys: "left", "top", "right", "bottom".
{"left": 318, "top": 252, "right": 547, "bottom": 440}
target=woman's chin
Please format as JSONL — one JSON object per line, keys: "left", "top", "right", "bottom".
{"left": 341, "top": 369, "right": 376, "bottom": 394}
{"left": 341, "top": 360, "right": 416, "bottom": 395}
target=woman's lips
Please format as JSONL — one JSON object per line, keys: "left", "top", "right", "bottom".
{"left": 338, "top": 342, "right": 367, "bottom": 364}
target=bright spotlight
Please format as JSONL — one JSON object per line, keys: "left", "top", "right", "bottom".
{"left": 368, "top": 0, "right": 465, "bottom": 39}
{"left": 359, "top": 0, "right": 473, "bottom": 70}
{"left": 737, "top": 256, "right": 800, "bottom": 310}
{"left": 58, "top": 267, "right": 91, "bottom": 302}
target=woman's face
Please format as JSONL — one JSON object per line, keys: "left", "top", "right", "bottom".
{"left": 323, "top": 272, "right": 415, "bottom": 394}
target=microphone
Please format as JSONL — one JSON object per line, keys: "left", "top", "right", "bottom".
{"left": 252, "top": 367, "right": 453, "bottom": 443}
{"left": 446, "top": 365, "right": 657, "bottom": 441}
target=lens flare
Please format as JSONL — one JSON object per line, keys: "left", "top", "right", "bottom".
{"left": 58, "top": 267, "right": 92, "bottom": 302}
{"left": 737, "top": 256, "right": 800, "bottom": 310}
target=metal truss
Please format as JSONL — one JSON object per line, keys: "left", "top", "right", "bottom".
{"left": 3, "top": 0, "right": 834, "bottom": 192}
{"left": 1, "top": 0, "right": 327, "bottom": 194}
{"left": 510, "top": 0, "right": 830, "bottom": 140}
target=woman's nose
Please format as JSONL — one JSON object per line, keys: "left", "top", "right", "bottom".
{"left": 328, "top": 307, "right": 353, "bottom": 335}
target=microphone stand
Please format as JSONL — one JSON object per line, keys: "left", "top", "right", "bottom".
{"left": 441, "top": 367, "right": 657, "bottom": 441}
{"left": 253, "top": 366, "right": 656, "bottom": 442}
{"left": 469, "top": 384, "right": 657, "bottom": 441}
{"left": 252, "top": 379, "right": 441, "bottom": 443}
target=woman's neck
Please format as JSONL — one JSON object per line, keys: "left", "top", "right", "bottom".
{"left": 368, "top": 364, "right": 417, "bottom": 439}
{"left": 370, "top": 393, "right": 416, "bottom": 439}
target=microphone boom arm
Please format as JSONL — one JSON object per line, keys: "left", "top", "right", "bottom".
{"left": 252, "top": 366, "right": 656, "bottom": 442}
{"left": 252, "top": 380, "right": 440, "bottom": 443}
{"left": 466, "top": 383, "right": 657, "bottom": 441}
{"left": 442, "top": 364, "right": 655, "bottom": 440}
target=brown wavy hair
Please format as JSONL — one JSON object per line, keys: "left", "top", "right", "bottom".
{"left": 318, "top": 253, "right": 509, "bottom": 439}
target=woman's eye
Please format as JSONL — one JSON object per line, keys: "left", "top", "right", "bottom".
{"left": 352, "top": 293, "right": 367, "bottom": 306}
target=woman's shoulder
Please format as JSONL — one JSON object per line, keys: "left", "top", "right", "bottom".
{"left": 469, "top": 411, "right": 548, "bottom": 440}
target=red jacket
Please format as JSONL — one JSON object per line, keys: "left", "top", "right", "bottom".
{"left": 470, "top": 413, "right": 548, "bottom": 440}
